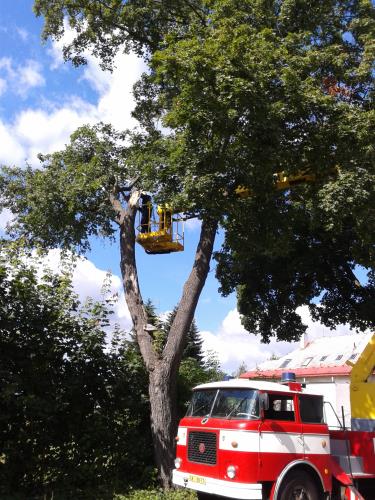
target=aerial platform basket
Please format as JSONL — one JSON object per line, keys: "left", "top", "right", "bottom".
{"left": 136, "top": 204, "right": 184, "bottom": 254}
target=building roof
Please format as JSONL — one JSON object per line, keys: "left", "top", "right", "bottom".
{"left": 240, "top": 332, "right": 374, "bottom": 380}
{"left": 194, "top": 378, "right": 318, "bottom": 394}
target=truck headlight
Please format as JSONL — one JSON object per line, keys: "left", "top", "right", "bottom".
{"left": 174, "top": 457, "right": 182, "bottom": 469}
{"left": 226, "top": 465, "right": 236, "bottom": 479}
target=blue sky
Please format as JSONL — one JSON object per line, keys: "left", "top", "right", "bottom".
{"left": 0, "top": 0, "right": 362, "bottom": 372}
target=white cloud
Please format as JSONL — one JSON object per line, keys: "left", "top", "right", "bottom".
{"left": 0, "top": 57, "right": 13, "bottom": 75}
{"left": 201, "top": 306, "right": 357, "bottom": 374}
{"left": 0, "top": 77, "right": 7, "bottom": 96}
{"left": 0, "top": 43, "right": 145, "bottom": 166}
{"left": 0, "top": 99, "right": 98, "bottom": 166}
{"left": 95, "top": 52, "right": 145, "bottom": 131}
{"left": 159, "top": 310, "right": 173, "bottom": 323}
{"left": 16, "top": 27, "right": 29, "bottom": 41}
{"left": 17, "top": 60, "right": 45, "bottom": 94}
{"left": 14, "top": 97, "right": 98, "bottom": 157}
{"left": 0, "top": 208, "right": 13, "bottom": 232}
{"left": 296, "top": 305, "right": 354, "bottom": 339}
{"left": 0, "top": 119, "right": 26, "bottom": 164}
{"left": 48, "top": 23, "right": 145, "bottom": 130}
{"left": 0, "top": 57, "right": 45, "bottom": 97}
{"left": 185, "top": 218, "right": 202, "bottom": 232}
{"left": 201, "top": 309, "right": 296, "bottom": 374}
{"left": 81, "top": 62, "right": 111, "bottom": 94}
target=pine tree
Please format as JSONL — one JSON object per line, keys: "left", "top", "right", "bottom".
{"left": 163, "top": 306, "right": 205, "bottom": 367}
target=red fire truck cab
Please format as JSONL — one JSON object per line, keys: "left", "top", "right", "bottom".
{"left": 172, "top": 378, "right": 375, "bottom": 499}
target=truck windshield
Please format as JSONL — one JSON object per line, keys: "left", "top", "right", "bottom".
{"left": 186, "top": 388, "right": 259, "bottom": 420}
{"left": 186, "top": 389, "right": 217, "bottom": 417}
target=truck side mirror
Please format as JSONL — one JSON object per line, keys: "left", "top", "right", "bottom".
{"left": 260, "top": 393, "right": 269, "bottom": 412}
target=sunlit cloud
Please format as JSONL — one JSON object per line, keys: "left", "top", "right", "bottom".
{"left": 17, "top": 60, "right": 45, "bottom": 95}
{"left": 0, "top": 35, "right": 144, "bottom": 166}
{"left": 16, "top": 27, "right": 29, "bottom": 41}
{"left": 0, "top": 77, "right": 7, "bottom": 96}
{"left": 0, "top": 57, "right": 45, "bottom": 97}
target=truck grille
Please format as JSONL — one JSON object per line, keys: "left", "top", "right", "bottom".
{"left": 188, "top": 431, "right": 217, "bottom": 465}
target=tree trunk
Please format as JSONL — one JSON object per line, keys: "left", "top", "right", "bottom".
{"left": 148, "top": 362, "right": 177, "bottom": 488}
{"left": 152, "top": 217, "right": 218, "bottom": 487}
{"left": 119, "top": 203, "right": 217, "bottom": 488}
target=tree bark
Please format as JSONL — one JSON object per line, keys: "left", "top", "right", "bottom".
{"left": 148, "top": 361, "right": 177, "bottom": 487}
{"left": 119, "top": 204, "right": 217, "bottom": 487}
{"left": 119, "top": 199, "right": 156, "bottom": 371}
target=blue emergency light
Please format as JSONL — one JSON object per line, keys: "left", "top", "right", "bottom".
{"left": 281, "top": 371, "right": 296, "bottom": 384}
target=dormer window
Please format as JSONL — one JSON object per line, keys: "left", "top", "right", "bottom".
{"left": 302, "top": 357, "right": 313, "bottom": 367}
{"left": 280, "top": 358, "right": 292, "bottom": 368}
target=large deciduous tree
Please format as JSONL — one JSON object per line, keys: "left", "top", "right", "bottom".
{"left": 1, "top": 0, "right": 374, "bottom": 486}
{"left": 0, "top": 124, "right": 218, "bottom": 487}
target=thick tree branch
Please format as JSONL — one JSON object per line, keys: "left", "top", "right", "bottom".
{"left": 119, "top": 202, "right": 156, "bottom": 371}
{"left": 162, "top": 217, "right": 218, "bottom": 370}
{"left": 109, "top": 192, "right": 126, "bottom": 225}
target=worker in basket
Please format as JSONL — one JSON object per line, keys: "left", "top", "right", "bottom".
{"left": 140, "top": 194, "right": 152, "bottom": 233}
{"left": 157, "top": 204, "right": 173, "bottom": 232}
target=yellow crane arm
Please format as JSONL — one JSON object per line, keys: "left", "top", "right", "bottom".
{"left": 347, "top": 333, "right": 375, "bottom": 431}
{"left": 235, "top": 170, "right": 317, "bottom": 198}
{"left": 136, "top": 167, "right": 334, "bottom": 254}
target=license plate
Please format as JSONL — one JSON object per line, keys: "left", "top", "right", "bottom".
{"left": 189, "top": 474, "right": 206, "bottom": 485}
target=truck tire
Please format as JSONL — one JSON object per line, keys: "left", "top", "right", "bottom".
{"left": 197, "top": 493, "right": 217, "bottom": 500}
{"left": 278, "top": 470, "right": 320, "bottom": 500}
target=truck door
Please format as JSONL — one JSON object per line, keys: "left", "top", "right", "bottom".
{"left": 258, "top": 392, "right": 303, "bottom": 481}
{"left": 298, "top": 395, "right": 331, "bottom": 473}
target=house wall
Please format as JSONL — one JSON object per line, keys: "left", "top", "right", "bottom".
{"left": 335, "top": 379, "right": 351, "bottom": 427}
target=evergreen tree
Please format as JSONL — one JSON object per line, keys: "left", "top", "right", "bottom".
{"left": 163, "top": 306, "right": 205, "bottom": 367}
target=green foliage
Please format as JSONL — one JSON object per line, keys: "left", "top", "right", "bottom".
{"left": 146, "top": 0, "right": 375, "bottom": 339}
{"left": 177, "top": 351, "right": 225, "bottom": 417}
{"left": 115, "top": 489, "right": 197, "bottom": 500}
{"left": 33, "top": 0, "right": 207, "bottom": 68}
{"left": 135, "top": 1, "right": 375, "bottom": 341}
{"left": 0, "top": 124, "right": 134, "bottom": 252}
{"left": 157, "top": 305, "right": 225, "bottom": 418}
{"left": 4, "top": 0, "right": 373, "bottom": 492}
{"left": 23, "top": 1, "right": 375, "bottom": 343}
{"left": 0, "top": 249, "right": 153, "bottom": 499}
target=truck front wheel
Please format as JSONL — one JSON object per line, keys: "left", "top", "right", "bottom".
{"left": 197, "top": 493, "right": 218, "bottom": 500}
{"left": 278, "top": 471, "right": 319, "bottom": 500}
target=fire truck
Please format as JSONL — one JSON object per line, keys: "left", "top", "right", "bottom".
{"left": 172, "top": 373, "right": 375, "bottom": 499}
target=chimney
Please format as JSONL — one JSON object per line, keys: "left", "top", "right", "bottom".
{"left": 300, "top": 333, "right": 309, "bottom": 349}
